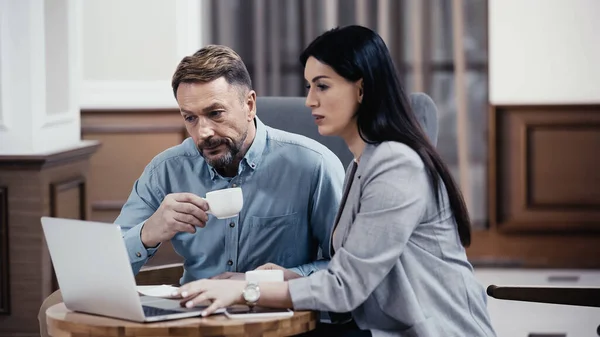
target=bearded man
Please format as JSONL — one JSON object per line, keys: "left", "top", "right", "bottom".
{"left": 116, "top": 45, "right": 344, "bottom": 283}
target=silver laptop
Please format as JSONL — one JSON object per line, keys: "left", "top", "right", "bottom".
{"left": 41, "top": 216, "right": 222, "bottom": 322}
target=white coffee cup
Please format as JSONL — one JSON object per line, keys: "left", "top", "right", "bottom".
{"left": 203, "top": 187, "right": 243, "bottom": 219}
{"left": 245, "top": 270, "right": 284, "bottom": 283}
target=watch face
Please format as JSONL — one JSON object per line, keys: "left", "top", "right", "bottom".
{"left": 244, "top": 286, "right": 260, "bottom": 302}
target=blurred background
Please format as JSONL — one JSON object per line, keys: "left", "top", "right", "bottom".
{"left": 206, "top": 0, "right": 489, "bottom": 226}
{"left": 1, "top": 0, "right": 599, "bottom": 336}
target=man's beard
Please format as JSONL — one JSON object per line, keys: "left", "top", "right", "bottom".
{"left": 198, "top": 130, "right": 248, "bottom": 170}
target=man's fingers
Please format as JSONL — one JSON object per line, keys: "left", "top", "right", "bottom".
{"left": 173, "top": 212, "right": 202, "bottom": 227}
{"left": 210, "top": 272, "right": 232, "bottom": 280}
{"left": 171, "top": 219, "right": 196, "bottom": 234}
{"left": 228, "top": 273, "right": 245, "bottom": 280}
{"left": 176, "top": 202, "right": 209, "bottom": 223}
{"left": 210, "top": 272, "right": 243, "bottom": 280}
{"left": 171, "top": 201, "right": 209, "bottom": 226}
{"left": 256, "top": 263, "right": 277, "bottom": 270}
{"left": 172, "top": 193, "right": 209, "bottom": 211}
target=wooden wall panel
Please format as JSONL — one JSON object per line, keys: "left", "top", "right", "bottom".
{"left": 0, "top": 186, "right": 9, "bottom": 315}
{"left": 467, "top": 105, "right": 600, "bottom": 269}
{"left": 81, "top": 110, "right": 186, "bottom": 266}
{"left": 528, "top": 126, "right": 600, "bottom": 207}
{"left": 50, "top": 177, "right": 86, "bottom": 220}
{"left": 81, "top": 110, "right": 186, "bottom": 224}
{"left": 84, "top": 133, "right": 184, "bottom": 221}
{"left": 468, "top": 231, "right": 600, "bottom": 269}
{"left": 0, "top": 142, "right": 99, "bottom": 337}
{"left": 1, "top": 172, "right": 45, "bottom": 333}
{"left": 491, "top": 105, "right": 600, "bottom": 233}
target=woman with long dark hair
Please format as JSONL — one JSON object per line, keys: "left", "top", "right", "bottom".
{"left": 175, "top": 25, "right": 496, "bottom": 337}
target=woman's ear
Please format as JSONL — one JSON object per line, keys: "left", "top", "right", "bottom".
{"left": 356, "top": 79, "right": 364, "bottom": 103}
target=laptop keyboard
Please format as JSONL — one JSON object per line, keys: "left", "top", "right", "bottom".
{"left": 142, "top": 305, "right": 184, "bottom": 317}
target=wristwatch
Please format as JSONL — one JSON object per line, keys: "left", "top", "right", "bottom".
{"left": 242, "top": 281, "right": 260, "bottom": 308}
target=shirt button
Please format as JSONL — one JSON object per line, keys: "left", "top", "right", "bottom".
{"left": 232, "top": 183, "right": 237, "bottom": 187}
{"left": 227, "top": 260, "right": 233, "bottom": 266}
{"left": 136, "top": 252, "right": 142, "bottom": 257}
{"left": 229, "top": 222, "right": 235, "bottom": 228}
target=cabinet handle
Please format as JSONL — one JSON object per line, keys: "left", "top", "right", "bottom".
{"left": 547, "top": 275, "right": 580, "bottom": 283}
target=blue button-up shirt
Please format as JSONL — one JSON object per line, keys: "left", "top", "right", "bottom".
{"left": 116, "top": 117, "right": 345, "bottom": 284}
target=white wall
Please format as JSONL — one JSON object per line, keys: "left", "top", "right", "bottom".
{"left": 489, "top": 0, "right": 600, "bottom": 104}
{"left": 0, "top": 0, "right": 207, "bottom": 153}
{"left": 79, "top": 0, "right": 207, "bottom": 109}
{"left": 0, "top": 0, "right": 81, "bottom": 155}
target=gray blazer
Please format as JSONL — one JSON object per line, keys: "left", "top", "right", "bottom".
{"left": 288, "top": 142, "right": 496, "bottom": 337}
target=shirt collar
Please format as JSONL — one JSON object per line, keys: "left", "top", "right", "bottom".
{"left": 206, "top": 116, "right": 267, "bottom": 180}
{"left": 243, "top": 116, "right": 267, "bottom": 171}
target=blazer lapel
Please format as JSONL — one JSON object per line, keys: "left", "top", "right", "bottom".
{"left": 329, "top": 161, "right": 358, "bottom": 256}
{"left": 334, "top": 162, "right": 357, "bottom": 225}
{"left": 330, "top": 145, "right": 377, "bottom": 254}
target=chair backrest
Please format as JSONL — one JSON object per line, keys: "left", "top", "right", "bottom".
{"left": 256, "top": 93, "right": 439, "bottom": 167}
{"left": 409, "top": 92, "right": 439, "bottom": 146}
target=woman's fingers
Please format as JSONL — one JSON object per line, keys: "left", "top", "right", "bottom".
{"left": 182, "top": 292, "right": 210, "bottom": 308}
{"left": 201, "top": 299, "right": 223, "bottom": 317}
{"left": 182, "top": 292, "right": 226, "bottom": 317}
{"left": 173, "top": 280, "right": 204, "bottom": 298}
{"left": 173, "top": 280, "right": 242, "bottom": 316}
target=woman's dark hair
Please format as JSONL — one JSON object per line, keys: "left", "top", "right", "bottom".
{"left": 300, "top": 25, "right": 471, "bottom": 247}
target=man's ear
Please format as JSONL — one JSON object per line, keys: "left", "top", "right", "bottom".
{"left": 245, "top": 90, "right": 257, "bottom": 121}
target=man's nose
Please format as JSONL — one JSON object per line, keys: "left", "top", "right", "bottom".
{"left": 194, "top": 119, "right": 215, "bottom": 141}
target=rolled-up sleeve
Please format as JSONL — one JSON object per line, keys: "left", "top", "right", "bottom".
{"left": 289, "top": 144, "right": 428, "bottom": 312}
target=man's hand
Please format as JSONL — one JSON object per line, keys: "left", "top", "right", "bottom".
{"left": 210, "top": 272, "right": 245, "bottom": 280}
{"left": 256, "top": 263, "right": 302, "bottom": 280}
{"left": 141, "top": 193, "right": 209, "bottom": 247}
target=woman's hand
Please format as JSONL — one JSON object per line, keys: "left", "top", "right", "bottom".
{"left": 173, "top": 279, "right": 246, "bottom": 316}
{"left": 256, "top": 263, "right": 302, "bottom": 280}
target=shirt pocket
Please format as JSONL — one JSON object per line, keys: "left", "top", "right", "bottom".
{"left": 245, "top": 212, "right": 301, "bottom": 269}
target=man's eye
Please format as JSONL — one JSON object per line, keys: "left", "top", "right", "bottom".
{"left": 184, "top": 115, "right": 197, "bottom": 123}
{"left": 209, "top": 111, "right": 223, "bottom": 117}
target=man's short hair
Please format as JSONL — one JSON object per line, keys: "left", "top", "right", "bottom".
{"left": 171, "top": 44, "right": 253, "bottom": 97}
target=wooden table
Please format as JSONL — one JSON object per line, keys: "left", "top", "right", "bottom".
{"left": 46, "top": 303, "right": 317, "bottom": 337}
